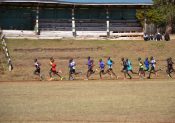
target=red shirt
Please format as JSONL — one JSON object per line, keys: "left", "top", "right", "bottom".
{"left": 51, "top": 63, "right": 56, "bottom": 71}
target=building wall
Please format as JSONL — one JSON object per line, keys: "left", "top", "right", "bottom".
{"left": 0, "top": 6, "right": 138, "bottom": 31}
{"left": 0, "top": 7, "right": 36, "bottom": 30}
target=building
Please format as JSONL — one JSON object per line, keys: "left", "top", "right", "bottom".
{"left": 0, "top": 0, "right": 153, "bottom": 38}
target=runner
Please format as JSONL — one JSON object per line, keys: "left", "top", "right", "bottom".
{"left": 86, "top": 57, "right": 95, "bottom": 80}
{"left": 121, "top": 58, "right": 132, "bottom": 79}
{"left": 49, "top": 57, "right": 63, "bottom": 80}
{"left": 147, "top": 56, "right": 161, "bottom": 79}
{"left": 144, "top": 57, "right": 150, "bottom": 71}
{"left": 99, "top": 59, "right": 106, "bottom": 79}
{"left": 126, "top": 58, "right": 137, "bottom": 74}
{"left": 68, "top": 58, "right": 82, "bottom": 80}
{"left": 138, "top": 57, "right": 145, "bottom": 78}
{"left": 33, "top": 58, "right": 43, "bottom": 80}
{"left": 106, "top": 57, "right": 118, "bottom": 79}
{"left": 166, "top": 57, "right": 175, "bottom": 78}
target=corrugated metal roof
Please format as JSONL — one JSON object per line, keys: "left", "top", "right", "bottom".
{"left": 0, "top": 0, "right": 153, "bottom": 5}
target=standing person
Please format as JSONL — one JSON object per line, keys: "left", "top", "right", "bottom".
{"left": 138, "top": 57, "right": 145, "bottom": 78}
{"left": 99, "top": 59, "right": 106, "bottom": 79}
{"left": 144, "top": 57, "right": 150, "bottom": 71}
{"left": 126, "top": 58, "right": 137, "bottom": 74}
{"left": 106, "top": 57, "right": 118, "bottom": 79}
{"left": 121, "top": 58, "right": 132, "bottom": 79}
{"left": 86, "top": 57, "right": 95, "bottom": 80}
{"left": 147, "top": 56, "right": 157, "bottom": 79}
{"left": 33, "top": 58, "right": 43, "bottom": 80}
{"left": 49, "top": 57, "right": 63, "bottom": 80}
{"left": 166, "top": 57, "right": 175, "bottom": 78}
{"left": 68, "top": 58, "right": 82, "bottom": 80}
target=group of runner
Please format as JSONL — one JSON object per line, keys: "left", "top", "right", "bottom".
{"left": 33, "top": 56, "right": 175, "bottom": 81}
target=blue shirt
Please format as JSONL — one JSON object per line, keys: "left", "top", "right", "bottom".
{"left": 87, "top": 59, "right": 91, "bottom": 69}
{"left": 127, "top": 60, "right": 132, "bottom": 71}
{"left": 99, "top": 61, "right": 105, "bottom": 70}
{"left": 107, "top": 60, "right": 113, "bottom": 68}
{"left": 144, "top": 60, "right": 149, "bottom": 69}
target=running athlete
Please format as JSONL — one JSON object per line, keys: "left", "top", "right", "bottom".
{"left": 49, "top": 57, "right": 63, "bottom": 80}
{"left": 166, "top": 57, "right": 175, "bottom": 78}
{"left": 33, "top": 58, "right": 43, "bottom": 80}
{"left": 106, "top": 57, "right": 118, "bottom": 79}
{"left": 68, "top": 58, "right": 82, "bottom": 80}
{"left": 144, "top": 57, "right": 150, "bottom": 71}
{"left": 99, "top": 59, "right": 106, "bottom": 79}
{"left": 121, "top": 58, "right": 132, "bottom": 79}
{"left": 126, "top": 59, "right": 137, "bottom": 74}
{"left": 147, "top": 56, "right": 159, "bottom": 79}
{"left": 138, "top": 57, "right": 145, "bottom": 78}
{"left": 86, "top": 57, "right": 95, "bottom": 80}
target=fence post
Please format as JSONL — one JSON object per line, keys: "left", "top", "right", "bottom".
{"left": 1, "top": 34, "right": 13, "bottom": 71}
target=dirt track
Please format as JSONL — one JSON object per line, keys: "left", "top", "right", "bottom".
{"left": 0, "top": 80, "right": 175, "bottom": 123}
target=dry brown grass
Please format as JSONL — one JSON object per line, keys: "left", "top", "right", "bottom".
{"left": 0, "top": 80, "right": 175, "bottom": 123}
{"left": 1, "top": 39, "right": 175, "bottom": 81}
{"left": 0, "top": 43, "right": 5, "bottom": 75}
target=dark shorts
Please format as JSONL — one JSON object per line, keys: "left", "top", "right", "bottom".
{"left": 100, "top": 69, "right": 105, "bottom": 73}
{"left": 167, "top": 67, "right": 174, "bottom": 72}
{"left": 150, "top": 66, "right": 155, "bottom": 71}
{"left": 139, "top": 68, "right": 144, "bottom": 71}
{"left": 35, "top": 68, "right": 40, "bottom": 74}
{"left": 50, "top": 69, "right": 57, "bottom": 74}
{"left": 88, "top": 68, "right": 94, "bottom": 73}
{"left": 70, "top": 69, "right": 76, "bottom": 74}
{"left": 108, "top": 68, "right": 113, "bottom": 71}
{"left": 122, "top": 67, "right": 127, "bottom": 72}
{"left": 145, "top": 67, "right": 149, "bottom": 71}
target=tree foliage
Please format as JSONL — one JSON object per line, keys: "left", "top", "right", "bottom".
{"left": 136, "top": 0, "right": 175, "bottom": 33}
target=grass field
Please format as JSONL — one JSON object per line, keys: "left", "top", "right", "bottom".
{"left": 0, "top": 80, "right": 175, "bottom": 123}
{"left": 0, "top": 39, "right": 175, "bottom": 123}
{"left": 0, "top": 39, "right": 175, "bottom": 81}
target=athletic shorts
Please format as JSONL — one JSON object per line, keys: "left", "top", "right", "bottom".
{"left": 51, "top": 69, "right": 57, "bottom": 74}
{"left": 139, "top": 68, "right": 144, "bottom": 72}
{"left": 150, "top": 66, "right": 155, "bottom": 71}
{"left": 144, "top": 67, "right": 149, "bottom": 71}
{"left": 100, "top": 69, "right": 105, "bottom": 73}
{"left": 168, "top": 67, "right": 174, "bottom": 72}
{"left": 108, "top": 68, "right": 112, "bottom": 71}
{"left": 70, "top": 69, "right": 76, "bottom": 74}
{"left": 35, "top": 68, "right": 40, "bottom": 74}
{"left": 88, "top": 68, "right": 94, "bottom": 73}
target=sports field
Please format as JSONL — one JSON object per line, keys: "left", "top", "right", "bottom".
{"left": 1, "top": 39, "right": 175, "bottom": 81}
{"left": 0, "top": 39, "right": 175, "bottom": 123}
{"left": 0, "top": 80, "right": 175, "bottom": 123}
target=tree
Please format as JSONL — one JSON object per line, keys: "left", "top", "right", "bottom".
{"left": 136, "top": 0, "right": 175, "bottom": 33}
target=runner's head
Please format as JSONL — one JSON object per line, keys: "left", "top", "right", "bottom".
{"left": 150, "top": 56, "right": 153, "bottom": 60}
{"left": 121, "top": 57, "right": 124, "bottom": 61}
{"left": 69, "top": 58, "right": 73, "bottom": 63}
{"left": 34, "top": 58, "right": 37, "bottom": 62}
{"left": 99, "top": 59, "right": 102, "bottom": 62}
{"left": 138, "top": 57, "right": 141, "bottom": 61}
{"left": 88, "top": 56, "right": 90, "bottom": 60}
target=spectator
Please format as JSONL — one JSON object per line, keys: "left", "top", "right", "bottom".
{"left": 155, "top": 32, "right": 162, "bottom": 41}
{"left": 164, "top": 32, "right": 170, "bottom": 41}
{"left": 143, "top": 33, "right": 149, "bottom": 41}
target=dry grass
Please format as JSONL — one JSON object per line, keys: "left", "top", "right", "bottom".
{"left": 0, "top": 80, "right": 175, "bottom": 123}
{"left": 1, "top": 39, "right": 175, "bottom": 81}
{"left": 0, "top": 43, "right": 5, "bottom": 75}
